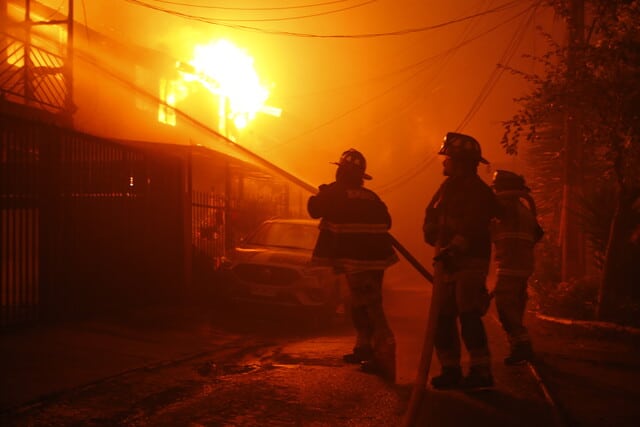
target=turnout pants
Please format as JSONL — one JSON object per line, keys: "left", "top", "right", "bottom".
{"left": 435, "top": 269, "right": 492, "bottom": 373}
{"left": 346, "top": 270, "right": 396, "bottom": 377}
{"left": 494, "top": 275, "right": 530, "bottom": 348}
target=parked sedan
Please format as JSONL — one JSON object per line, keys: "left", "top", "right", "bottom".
{"left": 221, "top": 218, "right": 348, "bottom": 317}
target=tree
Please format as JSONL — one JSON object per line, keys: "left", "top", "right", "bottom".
{"left": 501, "top": 0, "right": 640, "bottom": 323}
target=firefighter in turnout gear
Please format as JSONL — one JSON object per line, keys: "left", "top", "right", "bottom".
{"left": 490, "top": 170, "right": 544, "bottom": 365}
{"left": 308, "top": 148, "right": 399, "bottom": 382}
{"left": 423, "top": 132, "right": 501, "bottom": 389}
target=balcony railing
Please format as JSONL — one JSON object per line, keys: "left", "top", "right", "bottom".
{"left": 1, "top": 32, "right": 68, "bottom": 113}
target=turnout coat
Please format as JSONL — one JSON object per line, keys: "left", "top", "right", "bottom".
{"left": 307, "top": 182, "right": 398, "bottom": 272}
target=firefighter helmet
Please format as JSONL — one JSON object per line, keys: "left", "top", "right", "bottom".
{"left": 492, "top": 169, "right": 530, "bottom": 192}
{"left": 332, "top": 148, "right": 372, "bottom": 180}
{"left": 438, "top": 132, "right": 489, "bottom": 164}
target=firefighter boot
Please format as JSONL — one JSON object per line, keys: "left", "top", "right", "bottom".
{"left": 430, "top": 366, "right": 463, "bottom": 390}
{"left": 360, "top": 340, "right": 396, "bottom": 383}
{"left": 461, "top": 366, "right": 494, "bottom": 389}
{"left": 343, "top": 346, "right": 374, "bottom": 364}
{"left": 360, "top": 357, "right": 396, "bottom": 383}
{"left": 504, "top": 341, "right": 534, "bottom": 365}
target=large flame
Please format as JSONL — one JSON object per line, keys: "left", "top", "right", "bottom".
{"left": 159, "top": 39, "right": 278, "bottom": 136}
{"left": 190, "top": 40, "right": 269, "bottom": 124}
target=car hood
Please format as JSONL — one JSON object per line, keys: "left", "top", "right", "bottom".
{"left": 231, "top": 246, "right": 313, "bottom": 267}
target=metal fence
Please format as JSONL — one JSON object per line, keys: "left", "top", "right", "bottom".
{"left": 1, "top": 110, "right": 311, "bottom": 327}
{"left": 1, "top": 113, "right": 186, "bottom": 327}
{"left": 192, "top": 190, "right": 226, "bottom": 268}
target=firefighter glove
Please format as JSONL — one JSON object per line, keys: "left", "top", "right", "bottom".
{"left": 433, "top": 246, "right": 459, "bottom": 274}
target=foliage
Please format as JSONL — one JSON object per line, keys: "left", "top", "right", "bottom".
{"left": 529, "top": 230, "right": 599, "bottom": 320}
{"left": 503, "top": 1, "right": 640, "bottom": 322}
{"left": 502, "top": 0, "right": 640, "bottom": 189}
{"left": 532, "top": 277, "right": 600, "bottom": 320}
{"left": 530, "top": 227, "right": 562, "bottom": 289}
{"left": 577, "top": 183, "right": 617, "bottom": 269}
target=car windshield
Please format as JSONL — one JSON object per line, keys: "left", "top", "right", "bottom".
{"left": 246, "top": 222, "right": 319, "bottom": 250}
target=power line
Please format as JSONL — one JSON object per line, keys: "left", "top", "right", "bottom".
{"left": 125, "top": 0, "right": 379, "bottom": 23}
{"left": 147, "top": 0, "right": 363, "bottom": 11}
{"left": 268, "top": 3, "right": 537, "bottom": 151}
{"left": 266, "top": 61, "right": 434, "bottom": 153}
{"left": 303, "top": 1, "right": 536, "bottom": 195}
{"left": 280, "top": 0, "right": 534, "bottom": 107}
{"left": 370, "top": 1, "right": 497, "bottom": 195}
{"left": 353, "top": 0, "right": 495, "bottom": 138}
{"left": 377, "top": 154, "right": 439, "bottom": 195}
{"left": 343, "top": 2, "right": 488, "bottom": 146}
{"left": 455, "top": 3, "right": 539, "bottom": 131}
{"left": 124, "top": 0, "right": 527, "bottom": 38}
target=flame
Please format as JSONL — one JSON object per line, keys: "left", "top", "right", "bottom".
{"left": 190, "top": 40, "right": 269, "bottom": 123}
{"left": 159, "top": 39, "right": 277, "bottom": 135}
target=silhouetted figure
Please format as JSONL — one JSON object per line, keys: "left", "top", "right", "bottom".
{"left": 307, "top": 149, "right": 398, "bottom": 382}
{"left": 490, "top": 170, "right": 544, "bottom": 365}
{"left": 423, "top": 132, "right": 500, "bottom": 389}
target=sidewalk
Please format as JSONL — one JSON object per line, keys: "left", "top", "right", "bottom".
{"left": 525, "top": 310, "right": 640, "bottom": 427}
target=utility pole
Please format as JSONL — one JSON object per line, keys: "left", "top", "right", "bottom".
{"left": 0, "top": 1, "right": 6, "bottom": 67}
{"left": 24, "top": 0, "right": 33, "bottom": 104}
{"left": 561, "top": 0, "right": 585, "bottom": 282}
{"left": 65, "top": 0, "right": 74, "bottom": 114}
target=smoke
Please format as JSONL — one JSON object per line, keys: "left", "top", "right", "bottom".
{"left": 57, "top": 0, "right": 564, "bottom": 272}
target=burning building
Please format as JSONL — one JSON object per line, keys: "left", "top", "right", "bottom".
{"left": 1, "top": 0, "right": 308, "bottom": 326}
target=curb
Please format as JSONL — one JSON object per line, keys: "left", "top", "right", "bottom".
{"left": 535, "top": 313, "right": 640, "bottom": 336}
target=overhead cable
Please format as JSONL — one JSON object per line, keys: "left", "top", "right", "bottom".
{"left": 373, "top": 0, "right": 495, "bottom": 195}
{"left": 126, "top": 0, "right": 379, "bottom": 23}
{"left": 124, "top": 0, "right": 527, "bottom": 38}
{"left": 147, "top": 0, "right": 363, "bottom": 11}
{"left": 377, "top": 154, "right": 439, "bottom": 195}
{"left": 271, "top": 2, "right": 537, "bottom": 149}
{"left": 455, "top": 3, "right": 539, "bottom": 131}
{"left": 281, "top": 1, "right": 534, "bottom": 102}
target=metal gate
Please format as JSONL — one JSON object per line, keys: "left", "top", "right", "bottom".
{"left": 192, "top": 190, "right": 226, "bottom": 268}
{"left": 0, "top": 126, "right": 40, "bottom": 326}
{"left": 1, "top": 112, "right": 186, "bottom": 327}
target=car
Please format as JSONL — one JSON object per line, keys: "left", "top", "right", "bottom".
{"left": 220, "top": 218, "right": 348, "bottom": 318}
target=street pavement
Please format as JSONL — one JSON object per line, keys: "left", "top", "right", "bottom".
{"left": 1, "top": 271, "right": 639, "bottom": 426}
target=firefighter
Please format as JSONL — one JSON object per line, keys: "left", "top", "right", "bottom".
{"left": 490, "top": 170, "right": 544, "bottom": 365}
{"left": 423, "top": 132, "right": 501, "bottom": 389}
{"left": 307, "top": 148, "right": 399, "bottom": 382}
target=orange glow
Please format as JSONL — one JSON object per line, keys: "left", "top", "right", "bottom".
{"left": 7, "top": 3, "right": 67, "bottom": 66}
{"left": 158, "top": 39, "right": 278, "bottom": 135}
{"left": 190, "top": 40, "right": 268, "bottom": 122}
{"left": 158, "top": 79, "right": 181, "bottom": 126}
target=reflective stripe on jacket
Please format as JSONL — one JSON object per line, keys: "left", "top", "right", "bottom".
{"left": 308, "top": 182, "right": 398, "bottom": 272}
{"left": 491, "top": 199, "right": 543, "bottom": 277}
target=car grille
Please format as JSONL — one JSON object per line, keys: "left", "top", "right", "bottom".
{"left": 232, "top": 263, "right": 300, "bottom": 286}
